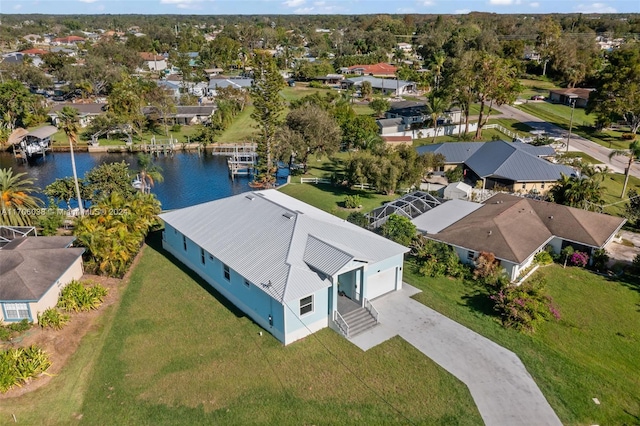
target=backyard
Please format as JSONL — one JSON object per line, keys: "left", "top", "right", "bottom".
{"left": 0, "top": 236, "right": 482, "bottom": 425}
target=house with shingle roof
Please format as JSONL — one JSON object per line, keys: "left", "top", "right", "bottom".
{"left": 0, "top": 230, "right": 84, "bottom": 324}
{"left": 417, "top": 141, "right": 575, "bottom": 195}
{"left": 413, "top": 194, "right": 625, "bottom": 280}
{"left": 160, "top": 190, "right": 409, "bottom": 344}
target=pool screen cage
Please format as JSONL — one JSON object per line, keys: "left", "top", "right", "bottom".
{"left": 365, "top": 191, "right": 442, "bottom": 230}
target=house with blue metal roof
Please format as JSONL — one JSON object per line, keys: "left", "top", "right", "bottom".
{"left": 417, "top": 141, "right": 575, "bottom": 195}
{"left": 159, "top": 190, "right": 409, "bottom": 345}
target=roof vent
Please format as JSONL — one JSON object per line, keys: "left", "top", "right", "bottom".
{"left": 488, "top": 230, "right": 492, "bottom": 236}
{"left": 245, "top": 195, "right": 255, "bottom": 201}
{"left": 282, "top": 212, "right": 294, "bottom": 220}
{"left": 549, "top": 215, "right": 553, "bottom": 219}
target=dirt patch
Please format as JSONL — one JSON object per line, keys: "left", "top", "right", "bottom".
{"left": 0, "top": 245, "right": 145, "bottom": 399}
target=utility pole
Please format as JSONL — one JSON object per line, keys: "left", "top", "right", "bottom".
{"left": 566, "top": 100, "right": 575, "bottom": 153}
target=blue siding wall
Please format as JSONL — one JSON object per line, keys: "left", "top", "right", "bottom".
{"left": 283, "top": 287, "right": 330, "bottom": 341}
{"left": 163, "top": 225, "right": 286, "bottom": 343}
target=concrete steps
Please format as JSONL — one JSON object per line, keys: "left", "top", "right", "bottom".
{"left": 342, "top": 307, "right": 377, "bottom": 337}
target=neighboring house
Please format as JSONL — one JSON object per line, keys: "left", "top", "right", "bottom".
{"left": 159, "top": 190, "right": 409, "bottom": 345}
{"left": 139, "top": 52, "right": 167, "bottom": 71}
{"left": 1, "top": 52, "right": 24, "bottom": 65}
{"left": 342, "top": 76, "right": 416, "bottom": 97}
{"left": 52, "top": 36, "right": 85, "bottom": 45}
{"left": 310, "top": 74, "right": 345, "bottom": 85}
{"left": 155, "top": 80, "right": 181, "bottom": 100}
{"left": 548, "top": 88, "right": 595, "bottom": 108}
{"left": 49, "top": 103, "right": 107, "bottom": 128}
{"left": 416, "top": 141, "right": 575, "bottom": 194}
{"left": 396, "top": 42, "right": 413, "bottom": 53}
{"left": 0, "top": 229, "right": 84, "bottom": 324}
{"left": 412, "top": 194, "right": 626, "bottom": 281}
{"left": 20, "top": 48, "right": 47, "bottom": 67}
{"left": 377, "top": 117, "right": 405, "bottom": 135}
{"left": 142, "top": 105, "right": 216, "bottom": 126}
{"left": 382, "top": 135, "right": 412, "bottom": 148}
{"left": 385, "top": 102, "right": 462, "bottom": 127}
{"left": 207, "top": 77, "right": 253, "bottom": 97}
{"left": 342, "top": 63, "right": 398, "bottom": 77}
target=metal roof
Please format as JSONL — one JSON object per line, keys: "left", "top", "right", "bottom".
{"left": 26, "top": 126, "right": 58, "bottom": 140}
{"left": 208, "top": 78, "right": 253, "bottom": 90}
{"left": 159, "top": 190, "right": 408, "bottom": 303}
{"left": 411, "top": 199, "right": 482, "bottom": 234}
{"left": 416, "top": 142, "right": 483, "bottom": 163}
{"left": 377, "top": 117, "right": 403, "bottom": 127}
{"left": 346, "top": 76, "right": 414, "bottom": 90}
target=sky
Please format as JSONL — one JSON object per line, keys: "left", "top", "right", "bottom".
{"left": 1, "top": 0, "right": 638, "bottom": 15}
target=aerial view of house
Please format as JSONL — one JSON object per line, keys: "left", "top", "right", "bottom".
{"left": 412, "top": 194, "right": 626, "bottom": 280}
{"left": 160, "top": 190, "right": 409, "bottom": 344}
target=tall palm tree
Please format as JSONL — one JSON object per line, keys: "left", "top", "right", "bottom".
{"left": 136, "top": 153, "right": 164, "bottom": 194}
{"left": 0, "top": 168, "right": 43, "bottom": 226}
{"left": 430, "top": 51, "right": 446, "bottom": 91}
{"left": 427, "top": 94, "right": 449, "bottom": 143}
{"left": 609, "top": 140, "right": 640, "bottom": 198}
{"left": 58, "top": 106, "right": 84, "bottom": 216}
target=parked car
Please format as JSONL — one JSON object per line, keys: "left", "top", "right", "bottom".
{"left": 531, "top": 95, "right": 545, "bottom": 101}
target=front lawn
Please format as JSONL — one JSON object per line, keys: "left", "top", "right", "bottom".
{"left": 405, "top": 263, "right": 640, "bottom": 425}
{"left": 0, "top": 237, "right": 482, "bottom": 424}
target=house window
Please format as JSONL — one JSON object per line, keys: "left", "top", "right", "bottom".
{"left": 541, "top": 183, "right": 545, "bottom": 189}
{"left": 4, "top": 303, "right": 29, "bottom": 321}
{"left": 299, "top": 295, "right": 313, "bottom": 316}
{"left": 522, "top": 183, "right": 526, "bottom": 189}
{"left": 200, "top": 248, "right": 205, "bottom": 265}
{"left": 467, "top": 250, "right": 475, "bottom": 261}
{"left": 223, "top": 264, "right": 230, "bottom": 281}
{"left": 183, "top": 235, "right": 187, "bottom": 251}
{"left": 244, "top": 279, "right": 251, "bottom": 288}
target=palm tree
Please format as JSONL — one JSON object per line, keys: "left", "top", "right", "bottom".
{"left": 58, "top": 106, "right": 84, "bottom": 216}
{"left": 0, "top": 168, "right": 43, "bottom": 226}
{"left": 430, "top": 51, "right": 446, "bottom": 91}
{"left": 136, "top": 153, "right": 164, "bottom": 194}
{"left": 609, "top": 140, "right": 640, "bottom": 198}
{"left": 427, "top": 94, "right": 449, "bottom": 143}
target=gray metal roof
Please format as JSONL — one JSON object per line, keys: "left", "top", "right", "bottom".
{"left": 466, "top": 141, "right": 575, "bottom": 182}
{"left": 347, "top": 76, "right": 413, "bottom": 90}
{"left": 511, "top": 142, "right": 556, "bottom": 157}
{"left": 159, "top": 190, "right": 408, "bottom": 303}
{"left": 26, "top": 126, "right": 58, "bottom": 140}
{"left": 377, "top": 117, "right": 403, "bottom": 128}
{"left": 416, "top": 142, "right": 483, "bottom": 163}
{"left": 208, "top": 78, "right": 253, "bottom": 90}
{"left": 412, "top": 199, "right": 482, "bottom": 234}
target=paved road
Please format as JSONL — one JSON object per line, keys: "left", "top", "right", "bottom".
{"left": 351, "top": 285, "right": 562, "bottom": 426}
{"left": 495, "top": 103, "right": 639, "bottom": 178}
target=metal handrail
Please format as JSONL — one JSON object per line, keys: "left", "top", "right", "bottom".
{"left": 334, "top": 310, "right": 350, "bottom": 337}
{"left": 363, "top": 298, "right": 379, "bottom": 323}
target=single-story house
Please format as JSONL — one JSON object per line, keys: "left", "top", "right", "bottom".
{"left": 377, "top": 117, "right": 405, "bottom": 135}
{"left": 548, "top": 88, "right": 595, "bottom": 108}
{"left": 412, "top": 194, "right": 626, "bottom": 281}
{"left": 416, "top": 141, "right": 575, "bottom": 195}
{"left": 159, "top": 190, "right": 409, "bottom": 345}
{"left": 342, "top": 63, "right": 398, "bottom": 78}
{"left": 142, "top": 105, "right": 216, "bottom": 126}
{"left": 382, "top": 135, "right": 412, "bottom": 147}
{"left": 396, "top": 42, "right": 413, "bottom": 53}
{"left": 0, "top": 231, "right": 84, "bottom": 324}
{"left": 52, "top": 36, "right": 85, "bottom": 45}
{"left": 155, "top": 80, "right": 181, "bottom": 100}
{"left": 207, "top": 77, "right": 253, "bottom": 97}
{"left": 310, "top": 74, "right": 345, "bottom": 85}
{"left": 49, "top": 103, "right": 107, "bottom": 128}
{"left": 342, "top": 76, "right": 416, "bottom": 97}
{"left": 384, "top": 101, "right": 462, "bottom": 127}
{"left": 139, "top": 52, "right": 167, "bottom": 71}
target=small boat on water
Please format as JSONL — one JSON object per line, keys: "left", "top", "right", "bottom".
{"left": 132, "top": 175, "right": 142, "bottom": 190}
{"left": 11, "top": 126, "right": 57, "bottom": 162}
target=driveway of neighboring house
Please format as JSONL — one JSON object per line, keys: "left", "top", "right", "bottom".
{"left": 607, "top": 230, "right": 640, "bottom": 265}
{"left": 351, "top": 285, "right": 562, "bottom": 426}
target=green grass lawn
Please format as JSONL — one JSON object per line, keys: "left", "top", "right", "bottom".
{"left": 518, "top": 78, "right": 560, "bottom": 99}
{"left": 599, "top": 172, "right": 640, "bottom": 216}
{"left": 0, "top": 238, "right": 482, "bottom": 424}
{"left": 216, "top": 106, "right": 258, "bottom": 143}
{"left": 405, "top": 263, "right": 640, "bottom": 425}
{"left": 50, "top": 125, "right": 203, "bottom": 148}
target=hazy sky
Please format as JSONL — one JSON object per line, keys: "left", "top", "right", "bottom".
{"left": 2, "top": 0, "right": 638, "bottom": 15}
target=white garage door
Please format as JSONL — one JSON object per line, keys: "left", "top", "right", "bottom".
{"left": 366, "top": 267, "right": 397, "bottom": 300}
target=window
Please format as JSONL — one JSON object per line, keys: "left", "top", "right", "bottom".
{"left": 467, "top": 250, "right": 475, "bottom": 261}
{"left": 541, "top": 183, "right": 545, "bottom": 189}
{"left": 299, "top": 295, "right": 313, "bottom": 316}
{"left": 223, "top": 264, "right": 230, "bottom": 281}
{"left": 244, "top": 279, "right": 251, "bottom": 288}
{"left": 200, "top": 248, "right": 205, "bottom": 265}
{"left": 183, "top": 235, "right": 187, "bottom": 251}
{"left": 4, "top": 303, "right": 29, "bottom": 321}
{"left": 522, "top": 183, "right": 526, "bottom": 189}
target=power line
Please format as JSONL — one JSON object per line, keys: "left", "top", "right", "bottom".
{"left": 281, "top": 301, "right": 417, "bottom": 425}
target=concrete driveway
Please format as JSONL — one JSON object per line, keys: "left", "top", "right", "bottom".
{"left": 607, "top": 230, "right": 640, "bottom": 265}
{"left": 351, "top": 285, "right": 562, "bottom": 426}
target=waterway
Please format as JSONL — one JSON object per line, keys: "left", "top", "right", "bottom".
{"left": 0, "top": 151, "right": 288, "bottom": 210}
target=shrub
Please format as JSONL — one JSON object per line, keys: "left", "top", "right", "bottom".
{"left": 0, "top": 346, "right": 51, "bottom": 393}
{"left": 344, "top": 195, "right": 361, "bottom": 209}
{"left": 308, "top": 81, "right": 324, "bottom": 88}
{"left": 57, "top": 280, "right": 108, "bottom": 312}
{"left": 0, "top": 320, "right": 32, "bottom": 342}
{"left": 534, "top": 251, "right": 553, "bottom": 265}
{"left": 591, "top": 249, "right": 609, "bottom": 272}
{"left": 569, "top": 251, "right": 589, "bottom": 267}
{"left": 633, "top": 253, "right": 640, "bottom": 272}
{"left": 621, "top": 133, "right": 636, "bottom": 140}
{"left": 444, "top": 166, "right": 464, "bottom": 183}
{"left": 412, "top": 236, "right": 467, "bottom": 278}
{"left": 381, "top": 214, "right": 416, "bottom": 246}
{"left": 37, "top": 308, "right": 70, "bottom": 330}
{"left": 170, "top": 123, "right": 182, "bottom": 132}
{"left": 346, "top": 211, "right": 368, "bottom": 228}
{"left": 489, "top": 275, "right": 560, "bottom": 333}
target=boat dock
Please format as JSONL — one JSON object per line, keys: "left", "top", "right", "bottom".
{"left": 141, "top": 136, "right": 176, "bottom": 155}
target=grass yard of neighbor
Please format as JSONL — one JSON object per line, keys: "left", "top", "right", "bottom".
{"left": 0, "top": 238, "right": 483, "bottom": 424}
{"left": 405, "top": 263, "right": 640, "bottom": 425}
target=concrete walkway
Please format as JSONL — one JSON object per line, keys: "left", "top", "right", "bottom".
{"left": 350, "top": 285, "right": 562, "bottom": 426}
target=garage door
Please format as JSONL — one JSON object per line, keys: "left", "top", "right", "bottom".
{"left": 366, "top": 267, "right": 397, "bottom": 300}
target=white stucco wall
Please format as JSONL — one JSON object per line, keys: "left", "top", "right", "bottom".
{"left": 29, "top": 256, "right": 84, "bottom": 323}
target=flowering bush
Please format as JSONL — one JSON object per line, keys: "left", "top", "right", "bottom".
{"left": 569, "top": 251, "right": 589, "bottom": 267}
{"left": 488, "top": 275, "right": 560, "bottom": 333}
